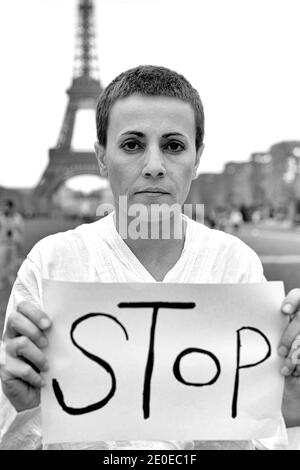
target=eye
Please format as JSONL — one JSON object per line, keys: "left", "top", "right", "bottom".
{"left": 120, "top": 140, "right": 143, "bottom": 152}
{"left": 165, "top": 141, "right": 185, "bottom": 153}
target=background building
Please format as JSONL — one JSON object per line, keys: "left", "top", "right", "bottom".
{"left": 188, "top": 140, "right": 300, "bottom": 222}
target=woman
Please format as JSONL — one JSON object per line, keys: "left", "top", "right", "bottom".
{"left": 0, "top": 65, "right": 300, "bottom": 450}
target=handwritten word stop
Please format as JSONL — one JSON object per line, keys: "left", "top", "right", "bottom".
{"left": 42, "top": 281, "right": 286, "bottom": 444}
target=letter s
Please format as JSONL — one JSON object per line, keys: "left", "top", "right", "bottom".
{"left": 52, "top": 313, "right": 129, "bottom": 415}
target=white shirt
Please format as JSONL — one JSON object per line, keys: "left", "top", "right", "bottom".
{"left": 0, "top": 212, "right": 299, "bottom": 449}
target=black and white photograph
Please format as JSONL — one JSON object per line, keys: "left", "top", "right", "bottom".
{"left": 0, "top": 0, "right": 300, "bottom": 454}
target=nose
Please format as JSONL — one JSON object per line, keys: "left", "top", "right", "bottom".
{"left": 142, "top": 147, "right": 166, "bottom": 178}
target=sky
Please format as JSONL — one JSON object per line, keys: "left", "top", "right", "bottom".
{"left": 0, "top": 0, "right": 300, "bottom": 191}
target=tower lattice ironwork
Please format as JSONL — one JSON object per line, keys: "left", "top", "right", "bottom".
{"left": 36, "top": 0, "right": 102, "bottom": 198}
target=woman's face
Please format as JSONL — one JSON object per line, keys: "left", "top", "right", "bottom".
{"left": 95, "top": 94, "right": 203, "bottom": 213}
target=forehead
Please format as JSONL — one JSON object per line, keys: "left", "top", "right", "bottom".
{"left": 107, "top": 94, "right": 196, "bottom": 139}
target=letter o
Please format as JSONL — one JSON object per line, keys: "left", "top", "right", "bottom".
{"left": 173, "top": 347, "right": 221, "bottom": 386}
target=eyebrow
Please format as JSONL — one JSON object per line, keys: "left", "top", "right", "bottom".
{"left": 119, "top": 131, "right": 186, "bottom": 138}
{"left": 120, "top": 131, "right": 144, "bottom": 138}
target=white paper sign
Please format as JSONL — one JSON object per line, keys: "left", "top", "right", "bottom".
{"left": 42, "top": 281, "right": 286, "bottom": 444}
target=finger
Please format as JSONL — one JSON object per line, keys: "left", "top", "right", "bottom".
{"left": 292, "top": 365, "right": 300, "bottom": 377}
{"left": 281, "top": 288, "right": 300, "bottom": 315}
{"left": 16, "top": 301, "right": 52, "bottom": 331}
{"left": 280, "top": 357, "right": 295, "bottom": 377}
{"left": 5, "top": 312, "right": 48, "bottom": 348}
{"left": 278, "top": 312, "right": 300, "bottom": 358}
{"left": 6, "top": 336, "right": 49, "bottom": 372}
{"left": 0, "top": 356, "right": 45, "bottom": 388}
{"left": 290, "top": 336, "right": 300, "bottom": 363}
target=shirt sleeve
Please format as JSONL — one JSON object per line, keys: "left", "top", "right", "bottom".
{"left": 254, "top": 418, "right": 300, "bottom": 450}
{"left": 0, "top": 253, "right": 43, "bottom": 449}
{"left": 0, "top": 405, "right": 42, "bottom": 450}
{"left": 240, "top": 246, "right": 300, "bottom": 450}
{"left": 221, "top": 237, "right": 300, "bottom": 449}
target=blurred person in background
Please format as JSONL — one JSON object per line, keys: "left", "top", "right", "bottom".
{"left": 0, "top": 200, "right": 24, "bottom": 290}
{"left": 229, "top": 208, "right": 243, "bottom": 234}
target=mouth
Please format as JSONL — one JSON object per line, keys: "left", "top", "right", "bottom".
{"left": 135, "top": 188, "right": 170, "bottom": 195}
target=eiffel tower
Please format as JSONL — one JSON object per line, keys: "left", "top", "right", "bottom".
{"left": 35, "top": 0, "right": 102, "bottom": 199}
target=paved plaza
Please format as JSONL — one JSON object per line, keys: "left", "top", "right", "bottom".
{"left": 1, "top": 218, "right": 300, "bottom": 336}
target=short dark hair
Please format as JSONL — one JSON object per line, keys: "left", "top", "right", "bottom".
{"left": 96, "top": 65, "right": 204, "bottom": 150}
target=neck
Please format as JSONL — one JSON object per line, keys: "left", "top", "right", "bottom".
{"left": 113, "top": 209, "right": 186, "bottom": 264}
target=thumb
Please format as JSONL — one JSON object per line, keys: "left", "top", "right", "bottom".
{"left": 281, "top": 288, "right": 300, "bottom": 315}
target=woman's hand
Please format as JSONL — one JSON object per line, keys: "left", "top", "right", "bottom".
{"left": 0, "top": 301, "right": 51, "bottom": 412}
{"left": 278, "top": 289, "right": 300, "bottom": 427}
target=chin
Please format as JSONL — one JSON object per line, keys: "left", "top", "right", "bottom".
{"left": 140, "top": 202, "right": 182, "bottom": 223}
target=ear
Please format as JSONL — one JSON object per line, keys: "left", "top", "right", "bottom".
{"left": 192, "top": 143, "right": 204, "bottom": 179}
{"left": 94, "top": 142, "right": 108, "bottom": 177}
